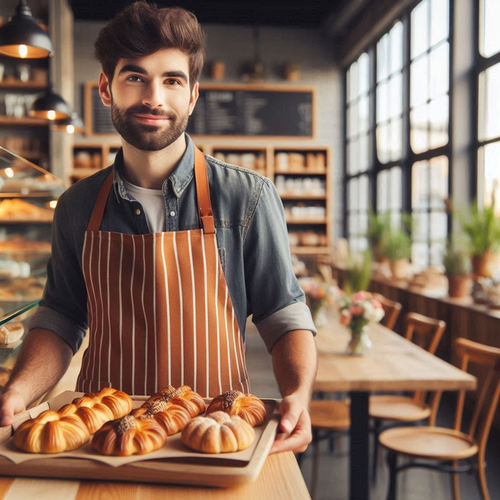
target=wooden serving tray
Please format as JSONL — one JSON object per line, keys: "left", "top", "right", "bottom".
{"left": 0, "top": 391, "right": 281, "bottom": 487}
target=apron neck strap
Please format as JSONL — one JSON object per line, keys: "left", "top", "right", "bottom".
{"left": 194, "top": 146, "right": 215, "bottom": 234}
{"left": 87, "top": 170, "right": 114, "bottom": 232}
{"left": 86, "top": 145, "right": 215, "bottom": 234}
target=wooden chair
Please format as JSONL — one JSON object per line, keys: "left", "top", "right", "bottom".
{"left": 372, "top": 293, "right": 402, "bottom": 331}
{"left": 369, "top": 312, "right": 446, "bottom": 480}
{"left": 380, "top": 337, "right": 500, "bottom": 500}
{"left": 307, "top": 399, "right": 350, "bottom": 499}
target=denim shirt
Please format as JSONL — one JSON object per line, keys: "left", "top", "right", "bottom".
{"left": 29, "top": 134, "right": 316, "bottom": 355}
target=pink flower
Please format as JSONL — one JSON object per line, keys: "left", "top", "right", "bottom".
{"left": 372, "top": 299, "right": 382, "bottom": 309}
{"left": 340, "top": 310, "right": 351, "bottom": 326}
{"left": 352, "top": 291, "right": 368, "bottom": 302}
{"left": 349, "top": 305, "right": 364, "bottom": 316}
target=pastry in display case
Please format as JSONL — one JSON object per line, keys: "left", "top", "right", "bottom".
{"left": 0, "top": 146, "right": 65, "bottom": 389}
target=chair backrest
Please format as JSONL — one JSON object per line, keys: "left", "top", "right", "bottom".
{"left": 404, "top": 312, "right": 446, "bottom": 416}
{"left": 454, "top": 338, "right": 500, "bottom": 458}
{"left": 403, "top": 312, "right": 446, "bottom": 355}
{"left": 373, "top": 293, "right": 402, "bottom": 330}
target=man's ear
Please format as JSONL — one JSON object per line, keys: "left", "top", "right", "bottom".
{"left": 98, "top": 70, "right": 112, "bottom": 108}
{"left": 188, "top": 81, "right": 199, "bottom": 116}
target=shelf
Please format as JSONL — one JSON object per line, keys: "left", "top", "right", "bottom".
{"left": 0, "top": 193, "right": 57, "bottom": 198}
{"left": 279, "top": 194, "right": 326, "bottom": 200}
{"left": 0, "top": 219, "right": 53, "bottom": 224}
{"left": 0, "top": 116, "right": 48, "bottom": 127}
{"left": 291, "top": 247, "right": 331, "bottom": 254}
{"left": 275, "top": 169, "right": 327, "bottom": 176}
{"left": 286, "top": 218, "right": 327, "bottom": 224}
{"left": 0, "top": 80, "right": 47, "bottom": 90}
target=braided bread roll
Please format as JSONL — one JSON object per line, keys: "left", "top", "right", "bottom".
{"left": 146, "top": 385, "right": 205, "bottom": 418}
{"left": 181, "top": 411, "right": 255, "bottom": 454}
{"left": 206, "top": 390, "right": 266, "bottom": 426}
{"left": 60, "top": 387, "right": 133, "bottom": 434}
{"left": 133, "top": 398, "right": 192, "bottom": 436}
{"left": 13, "top": 409, "right": 90, "bottom": 453}
{"left": 91, "top": 414, "right": 167, "bottom": 456}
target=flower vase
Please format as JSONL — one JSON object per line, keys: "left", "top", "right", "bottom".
{"left": 346, "top": 325, "right": 372, "bottom": 355}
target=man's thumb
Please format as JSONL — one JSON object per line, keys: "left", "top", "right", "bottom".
{"left": 279, "top": 398, "right": 300, "bottom": 433}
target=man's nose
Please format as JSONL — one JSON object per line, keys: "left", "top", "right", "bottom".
{"left": 142, "top": 81, "right": 164, "bottom": 108}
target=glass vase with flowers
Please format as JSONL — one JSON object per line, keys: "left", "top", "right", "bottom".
{"left": 298, "top": 277, "right": 341, "bottom": 328}
{"left": 338, "top": 291, "right": 385, "bottom": 355}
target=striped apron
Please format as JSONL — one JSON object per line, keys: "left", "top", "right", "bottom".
{"left": 76, "top": 147, "right": 250, "bottom": 397}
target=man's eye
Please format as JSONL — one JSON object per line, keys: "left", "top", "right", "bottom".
{"left": 166, "top": 79, "right": 180, "bottom": 85}
{"left": 127, "top": 76, "right": 143, "bottom": 82}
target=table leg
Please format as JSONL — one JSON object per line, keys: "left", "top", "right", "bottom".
{"left": 349, "top": 391, "right": 370, "bottom": 500}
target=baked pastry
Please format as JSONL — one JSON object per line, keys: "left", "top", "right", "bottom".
{"left": 206, "top": 390, "right": 266, "bottom": 426}
{"left": 0, "top": 199, "right": 54, "bottom": 222}
{"left": 13, "top": 409, "right": 90, "bottom": 453}
{"left": 181, "top": 411, "right": 255, "bottom": 454}
{"left": 91, "top": 414, "right": 167, "bottom": 456}
{"left": 133, "top": 398, "right": 192, "bottom": 436}
{"left": 0, "top": 322, "right": 24, "bottom": 345}
{"left": 146, "top": 385, "right": 205, "bottom": 418}
{"left": 62, "top": 387, "right": 133, "bottom": 434}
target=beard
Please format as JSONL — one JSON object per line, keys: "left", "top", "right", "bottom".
{"left": 111, "top": 100, "right": 190, "bottom": 151}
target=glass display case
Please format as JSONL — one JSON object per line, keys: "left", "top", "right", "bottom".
{"left": 0, "top": 146, "right": 65, "bottom": 389}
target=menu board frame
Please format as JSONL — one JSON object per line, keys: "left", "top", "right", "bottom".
{"left": 84, "top": 82, "right": 315, "bottom": 139}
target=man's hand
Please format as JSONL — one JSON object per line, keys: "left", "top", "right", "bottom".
{"left": 269, "top": 393, "right": 312, "bottom": 455}
{"left": 0, "top": 389, "right": 26, "bottom": 427}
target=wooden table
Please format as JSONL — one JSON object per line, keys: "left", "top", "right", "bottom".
{"left": 314, "top": 309, "right": 477, "bottom": 500}
{"left": 0, "top": 452, "right": 309, "bottom": 499}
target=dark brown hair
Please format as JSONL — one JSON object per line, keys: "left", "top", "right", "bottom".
{"left": 94, "top": 1, "right": 205, "bottom": 90}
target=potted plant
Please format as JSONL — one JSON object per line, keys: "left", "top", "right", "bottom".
{"left": 442, "top": 241, "right": 471, "bottom": 298}
{"left": 460, "top": 204, "right": 500, "bottom": 278}
{"left": 345, "top": 250, "right": 372, "bottom": 295}
{"left": 382, "top": 229, "right": 411, "bottom": 279}
{"left": 366, "top": 211, "right": 391, "bottom": 262}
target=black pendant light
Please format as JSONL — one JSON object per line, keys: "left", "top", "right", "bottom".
{"left": 52, "top": 111, "right": 84, "bottom": 134}
{"left": 29, "top": 84, "right": 72, "bottom": 120}
{"left": 0, "top": 0, "right": 53, "bottom": 59}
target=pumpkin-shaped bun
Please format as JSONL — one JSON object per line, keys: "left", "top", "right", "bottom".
{"left": 206, "top": 390, "right": 266, "bottom": 426}
{"left": 13, "top": 409, "right": 90, "bottom": 453}
{"left": 61, "top": 387, "right": 133, "bottom": 434}
{"left": 91, "top": 414, "right": 167, "bottom": 456}
{"left": 181, "top": 411, "right": 255, "bottom": 454}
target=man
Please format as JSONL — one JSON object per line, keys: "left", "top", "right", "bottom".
{"left": 0, "top": 2, "right": 317, "bottom": 455}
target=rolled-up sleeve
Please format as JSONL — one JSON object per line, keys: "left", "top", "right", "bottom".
{"left": 28, "top": 192, "right": 88, "bottom": 354}
{"left": 243, "top": 179, "right": 316, "bottom": 353}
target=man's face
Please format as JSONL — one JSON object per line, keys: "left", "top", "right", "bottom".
{"left": 99, "top": 48, "right": 199, "bottom": 151}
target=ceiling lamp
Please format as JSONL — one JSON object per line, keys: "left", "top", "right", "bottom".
{"left": 29, "top": 85, "right": 72, "bottom": 120}
{"left": 0, "top": 0, "right": 53, "bottom": 59}
{"left": 52, "top": 111, "right": 84, "bottom": 134}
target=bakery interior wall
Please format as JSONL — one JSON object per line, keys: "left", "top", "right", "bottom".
{"left": 71, "top": 20, "right": 344, "bottom": 240}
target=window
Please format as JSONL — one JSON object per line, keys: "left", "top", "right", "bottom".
{"left": 409, "top": 0, "right": 450, "bottom": 265}
{"left": 343, "top": 0, "right": 451, "bottom": 266}
{"left": 346, "top": 53, "right": 371, "bottom": 253}
{"left": 478, "top": 0, "right": 500, "bottom": 214}
{"left": 376, "top": 22, "right": 404, "bottom": 232}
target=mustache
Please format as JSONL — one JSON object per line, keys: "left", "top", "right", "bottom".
{"left": 125, "top": 105, "right": 175, "bottom": 120}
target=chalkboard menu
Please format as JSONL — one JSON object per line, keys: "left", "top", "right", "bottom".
{"left": 84, "top": 83, "right": 314, "bottom": 138}
{"left": 85, "top": 83, "right": 117, "bottom": 136}
{"left": 186, "top": 85, "right": 314, "bottom": 138}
